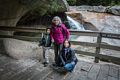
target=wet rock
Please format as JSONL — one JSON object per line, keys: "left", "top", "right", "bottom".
{"left": 75, "top": 6, "right": 106, "bottom": 12}
{"left": 71, "top": 6, "right": 120, "bottom": 16}
{"left": 106, "top": 6, "right": 120, "bottom": 16}
{"left": 89, "top": 6, "right": 106, "bottom": 13}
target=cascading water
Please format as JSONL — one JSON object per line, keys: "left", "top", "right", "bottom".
{"left": 66, "top": 16, "right": 85, "bottom": 31}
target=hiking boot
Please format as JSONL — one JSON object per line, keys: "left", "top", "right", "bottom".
{"left": 44, "top": 63, "right": 48, "bottom": 67}
{"left": 42, "top": 62, "right": 48, "bottom": 67}
{"left": 52, "top": 63, "right": 58, "bottom": 67}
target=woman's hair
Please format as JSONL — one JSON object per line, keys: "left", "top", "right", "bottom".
{"left": 62, "top": 39, "right": 71, "bottom": 49}
{"left": 52, "top": 16, "right": 62, "bottom": 24}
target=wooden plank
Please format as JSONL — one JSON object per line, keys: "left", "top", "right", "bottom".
{"left": 6, "top": 62, "right": 38, "bottom": 80}
{"left": 70, "top": 40, "right": 120, "bottom": 51}
{"left": 69, "top": 61, "right": 93, "bottom": 80}
{"left": 0, "top": 59, "right": 37, "bottom": 80}
{"left": 100, "top": 44, "right": 120, "bottom": 51}
{"left": 71, "top": 41, "right": 98, "bottom": 47}
{"left": 97, "top": 64, "right": 109, "bottom": 80}
{"left": 75, "top": 50, "right": 95, "bottom": 56}
{"left": 102, "top": 32, "right": 120, "bottom": 40}
{"left": 30, "top": 67, "right": 52, "bottom": 80}
{"left": 62, "top": 61, "right": 82, "bottom": 80}
{"left": 108, "top": 76, "right": 118, "bottom": 80}
{"left": 108, "top": 64, "right": 119, "bottom": 79}
{"left": 0, "top": 26, "right": 99, "bottom": 37}
{"left": 75, "top": 61, "right": 93, "bottom": 80}
{"left": 98, "top": 55, "right": 120, "bottom": 65}
{"left": 119, "top": 67, "right": 120, "bottom": 80}
{"left": 0, "top": 26, "right": 45, "bottom": 33}
{"left": 94, "top": 34, "right": 102, "bottom": 63}
{"left": 0, "top": 56, "right": 14, "bottom": 66}
{"left": 52, "top": 71, "right": 68, "bottom": 80}
{"left": 76, "top": 50, "right": 120, "bottom": 65}
{"left": 0, "top": 62, "right": 27, "bottom": 80}
{"left": 0, "top": 35, "right": 40, "bottom": 42}
{"left": 43, "top": 71, "right": 54, "bottom": 80}
{"left": 70, "top": 30, "right": 99, "bottom": 37}
{"left": 87, "top": 63, "right": 101, "bottom": 80}
{"left": 0, "top": 26, "right": 120, "bottom": 39}
{"left": 27, "top": 67, "right": 46, "bottom": 80}
{"left": 9, "top": 64, "right": 44, "bottom": 80}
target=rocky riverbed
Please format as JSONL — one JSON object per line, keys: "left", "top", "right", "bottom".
{"left": 67, "top": 6, "right": 120, "bottom": 61}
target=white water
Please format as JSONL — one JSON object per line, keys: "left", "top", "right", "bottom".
{"left": 67, "top": 16, "right": 85, "bottom": 31}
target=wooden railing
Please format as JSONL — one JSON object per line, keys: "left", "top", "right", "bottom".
{"left": 0, "top": 26, "right": 120, "bottom": 64}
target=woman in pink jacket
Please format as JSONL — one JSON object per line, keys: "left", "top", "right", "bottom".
{"left": 50, "top": 16, "right": 70, "bottom": 65}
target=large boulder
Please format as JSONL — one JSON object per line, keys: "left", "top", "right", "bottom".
{"left": 3, "top": 38, "right": 54, "bottom": 61}
{"left": 106, "top": 6, "right": 120, "bottom": 16}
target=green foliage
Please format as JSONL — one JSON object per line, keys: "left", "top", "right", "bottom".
{"left": 48, "top": 0, "right": 64, "bottom": 13}
{"left": 67, "top": 0, "right": 76, "bottom": 6}
{"left": 67, "top": 0, "right": 120, "bottom": 6}
{"left": 110, "top": 1, "right": 120, "bottom": 6}
{"left": 30, "top": 0, "right": 65, "bottom": 16}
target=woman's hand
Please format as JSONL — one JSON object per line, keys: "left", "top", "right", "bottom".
{"left": 52, "top": 39, "right": 54, "bottom": 43}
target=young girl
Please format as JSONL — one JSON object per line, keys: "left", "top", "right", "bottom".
{"left": 56, "top": 39, "right": 78, "bottom": 72}
{"left": 50, "top": 16, "right": 70, "bottom": 64}
{"left": 39, "top": 28, "right": 52, "bottom": 67}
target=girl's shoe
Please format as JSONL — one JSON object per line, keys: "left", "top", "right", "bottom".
{"left": 43, "top": 62, "right": 48, "bottom": 67}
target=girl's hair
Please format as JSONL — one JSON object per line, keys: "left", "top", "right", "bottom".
{"left": 62, "top": 39, "right": 71, "bottom": 49}
{"left": 52, "top": 16, "right": 62, "bottom": 24}
{"left": 46, "top": 28, "right": 51, "bottom": 32}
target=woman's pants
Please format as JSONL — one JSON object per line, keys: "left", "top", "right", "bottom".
{"left": 54, "top": 43, "right": 63, "bottom": 64}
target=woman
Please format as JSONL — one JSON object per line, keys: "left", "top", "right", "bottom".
{"left": 56, "top": 39, "right": 78, "bottom": 72}
{"left": 50, "top": 16, "right": 70, "bottom": 64}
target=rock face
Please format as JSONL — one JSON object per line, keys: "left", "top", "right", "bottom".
{"left": 72, "top": 6, "right": 106, "bottom": 12}
{"left": 106, "top": 6, "right": 120, "bottom": 16}
{"left": 71, "top": 6, "right": 120, "bottom": 16}
{"left": 0, "top": 0, "right": 68, "bottom": 59}
{"left": 67, "top": 8, "right": 120, "bottom": 57}
{"left": 78, "top": 11, "right": 120, "bottom": 46}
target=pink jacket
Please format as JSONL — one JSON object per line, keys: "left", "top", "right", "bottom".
{"left": 50, "top": 23, "right": 70, "bottom": 44}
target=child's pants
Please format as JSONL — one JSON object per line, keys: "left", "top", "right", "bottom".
{"left": 42, "top": 47, "right": 50, "bottom": 63}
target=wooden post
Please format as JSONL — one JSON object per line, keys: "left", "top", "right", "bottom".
{"left": 94, "top": 33, "right": 102, "bottom": 63}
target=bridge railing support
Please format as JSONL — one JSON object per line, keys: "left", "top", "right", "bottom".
{"left": 94, "top": 33, "right": 102, "bottom": 63}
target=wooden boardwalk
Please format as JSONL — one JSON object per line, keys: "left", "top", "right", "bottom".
{"left": 0, "top": 54, "right": 120, "bottom": 80}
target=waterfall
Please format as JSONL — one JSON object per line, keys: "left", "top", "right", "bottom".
{"left": 67, "top": 16, "right": 85, "bottom": 31}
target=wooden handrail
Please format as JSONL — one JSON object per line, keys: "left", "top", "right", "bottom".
{"left": 0, "top": 26, "right": 120, "bottom": 39}
{"left": 0, "top": 26, "right": 120, "bottom": 64}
